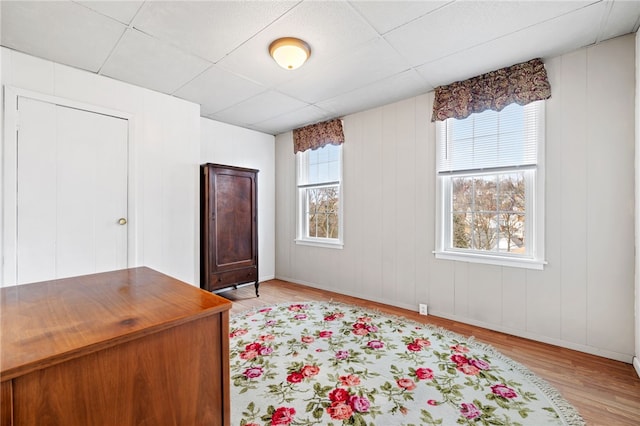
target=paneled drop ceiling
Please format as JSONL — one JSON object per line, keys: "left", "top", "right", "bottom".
{"left": 2, "top": 1, "right": 639, "bottom": 135}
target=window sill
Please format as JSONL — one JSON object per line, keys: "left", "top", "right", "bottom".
{"left": 295, "top": 239, "right": 344, "bottom": 249}
{"left": 434, "top": 250, "right": 546, "bottom": 270}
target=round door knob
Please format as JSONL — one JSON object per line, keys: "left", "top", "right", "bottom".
{"left": 118, "top": 218, "right": 127, "bottom": 225}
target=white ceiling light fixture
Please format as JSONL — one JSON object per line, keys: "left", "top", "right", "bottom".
{"left": 269, "top": 37, "right": 311, "bottom": 70}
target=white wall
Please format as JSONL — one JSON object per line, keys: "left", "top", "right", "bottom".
{"left": 200, "top": 118, "right": 276, "bottom": 283}
{"left": 1, "top": 48, "right": 200, "bottom": 285}
{"left": 635, "top": 30, "right": 640, "bottom": 377}
{"left": 276, "top": 34, "right": 636, "bottom": 362}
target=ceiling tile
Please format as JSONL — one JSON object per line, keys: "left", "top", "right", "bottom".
{"left": 385, "top": 0, "right": 595, "bottom": 67}
{"left": 598, "top": 0, "right": 640, "bottom": 42}
{"left": 415, "top": 1, "right": 607, "bottom": 88}
{"left": 349, "top": 0, "right": 450, "bottom": 34}
{"left": 252, "top": 105, "right": 333, "bottom": 135}
{"left": 276, "top": 38, "right": 412, "bottom": 104}
{"left": 2, "top": 0, "right": 638, "bottom": 136}
{"left": 100, "top": 28, "right": 211, "bottom": 94}
{"left": 76, "top": 1, "right": 143, "bottom": 25}
{"left": 217, "top": 0, "right": 381, "bottom": 88}
{"left": 1, "top": 1, "right": 126, "bottom": 72}
{"left": 316, "top": 70, "right": 430, "bottom": 117}
{"left": 210, "top": 90, "right": 310, "bottom": 127}
{"left": 173, "top": 65, "right": 267, "bottom": 116}
{"left": 132, "top": 1, "right": 298, "bottom": 63}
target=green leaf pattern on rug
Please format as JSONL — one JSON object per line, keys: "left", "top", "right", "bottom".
{"left": 229, "top": 302, "right": 583, "bottom": 426}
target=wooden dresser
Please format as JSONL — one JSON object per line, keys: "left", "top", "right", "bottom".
{"left": 0, "top": 267, "right": 232, "bottom": 426}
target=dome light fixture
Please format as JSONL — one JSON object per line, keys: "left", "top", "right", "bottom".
{"left": 269, "top": 37, "right": 311, "bottom": 70}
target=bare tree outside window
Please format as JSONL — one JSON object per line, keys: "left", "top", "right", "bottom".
{"left": 306, "top": 186, "right": 339, "bottom": 239}
{"left": 436, "top": 101, "right": 544, "bottom": 267}
{"left": 297, "top": 143, "right": 343, "bottom": 245}
{"left": 451, "top": 173, "right": 526, "bottom": 253}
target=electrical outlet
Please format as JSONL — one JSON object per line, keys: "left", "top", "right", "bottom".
{"left": 419, "top": 304, "right": 428, "bottom": 315}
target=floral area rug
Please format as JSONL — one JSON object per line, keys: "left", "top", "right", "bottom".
{"left": 229, "top": 301, "right": 585, "bottom": 426}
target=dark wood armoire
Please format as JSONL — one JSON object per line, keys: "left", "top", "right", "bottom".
{"left": 200, "top": 163, "right": 259, "bottom": 297}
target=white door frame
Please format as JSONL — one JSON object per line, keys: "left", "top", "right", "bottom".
{"left": 1, "top": 86, "right": 137, "bottom": 286}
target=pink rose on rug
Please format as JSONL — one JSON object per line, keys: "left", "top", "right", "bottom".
{"left": 240, "top": 350, "right": 258, "bottom": 360}
{"left": 319, "top": 330, "right": 333, "bottom": 338}
{"left": 366, "top": 324, "right": 378, "bottom": 333}
{"left": 357, "top": 316, "right": 372, "bottom": 323}
{"left": 339, "top": 374, "right": 361, "bottom": 386}
{"left": 397, "top": 378, "right": 416, "bottom": 391}
{"left": 460, "top": 402, "right": 481, "bottom": 419}
{"left": 260, "top": 334, "right": 275, "bottom": 341}
{"left": 329, "top": 388, "right": 351, "bottom": 402}
{"left": 288, "top": 304, "right": 307, "bottom": 311}
{"left": 293, "top": 313, "right": 307, "bottom": 320}
{"left": 271, "top": 406, "right": 296, "bottom": 425}
{"left": 491, "top": 384, "right": 518, "bottom": 399}
{"left": 367, "top": 339, "right": 384, "bottom": 349}
{"left": 469, "top": 359, "right": 490, "bottom": 370}
{"left": 451, "top": 354, "right": 469, "bottom": 366}
{"left": 414, "top": 338, "right": 431, "bottom": 348}
{"left": 259, "top": 307, "right": 272, "bottom": 313}
{"left": 258, "top": 346, "right": 273, "bottom": 356}
{"left": 427, "top": 399, "right": 439, "bottom": 406}
{"left": 457, "top": 363, "right": 480, "bottom": 376}
{"left": 286, "top": 372, "right": 304, "bottom": 383}
{"left": 349, "top": 395, "right": 370, "bottom": 413}
{"left": 301, "top": 365, "right": 319, "bottom": 377}
{"left": 352, "top": 322, "right": 369, "bottom": 335}
{"left": 265, "top": 320, "right": 276, "bottom": 326}
{"left": 229, "top": 328, "right": 247, "bottom": 338}
{"left": 327, "top": 401, "right": 353, "bottom": 420}
{"left": 243, "top": 366, "right": 263, "bottom": 379}
{"left": 301, "top": 335, "right": 315, "bottom": 343}
{"left": 335, "top": 350, "right": 350, "bottom": 360}
{"left": 451, "top": 344, "right": 469, "bottom": 353}
{"left": 407, "top": 342, "right": 422, "bottom": 352}
{"left": 324, "top": 312, "right": 344, "bottom": 321}
{"left": 245, "top": 342, "right": 262, "bottom": 351}
{"left": 415, "top": 367, "right": 434, "bottom": 380}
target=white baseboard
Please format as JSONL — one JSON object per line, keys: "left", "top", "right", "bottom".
{"left": 428, "top": 309, "right": 633, "bottom": 364}
{"left": 274, "top": 275, "right": 417, "bottom": 312}
{"left": 273, "top": 275, "right": 634, "bottom": 364}
{"left": 259, "top": 274, "right": 275, "bottom": 282}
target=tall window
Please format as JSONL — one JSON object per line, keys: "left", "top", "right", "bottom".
{"left": 435, "top": 101, "right": 545, "bottom": 269}
{"left": 296, "top": 144, "right": 343, "bottom": 248}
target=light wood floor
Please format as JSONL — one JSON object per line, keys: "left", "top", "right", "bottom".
{"left": 221, "top": 279, "right": 640, "bottom": 426}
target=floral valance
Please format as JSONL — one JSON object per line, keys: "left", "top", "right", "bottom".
{"left": 431, "top": 58, "right": 551, "bottom": 122}
{"left": 293, "top": 119, "right": 344, "bottom": 154}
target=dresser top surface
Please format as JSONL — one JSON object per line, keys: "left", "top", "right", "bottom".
{"left": 1, "top": 267, "right": 231, "bottom": 379}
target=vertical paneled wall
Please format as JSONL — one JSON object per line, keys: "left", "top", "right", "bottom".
{"left": 275, "top": 34, "right": 635, "bottom": 362}
{"left": 1, "top": 48, "right": 201, "bottom": 285}
{"left": 635, "top": 30, "right": 640, "bottom": 376}
{"left": 200, "top": 118, "right": 276, "bottom": 283}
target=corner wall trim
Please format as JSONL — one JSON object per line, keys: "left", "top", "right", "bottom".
{"left": 633, "top": 356, "right": 640, "bottom": 378}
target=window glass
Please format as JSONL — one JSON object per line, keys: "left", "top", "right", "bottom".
{"left": 436, "top": 101, "right": 544, "bottom": 269}
{"left": 297, "top": 144, "right": 343, "bottom": 247}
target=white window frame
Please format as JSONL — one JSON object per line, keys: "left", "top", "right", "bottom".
{"left": 296, "top": 144, "right": 344, "bottom": 249}
{"left": 435, "top": 102, "right": 546, "bottom": 270}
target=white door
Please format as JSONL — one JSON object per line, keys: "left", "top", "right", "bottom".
{"left": 16, "top": 96, "right": 128, "bottom": 285}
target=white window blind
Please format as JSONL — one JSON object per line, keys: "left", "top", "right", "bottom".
{"left": 298, "top": 144, "right": 341, "bottom": 186}
{"left": 437, "top": 101, "right": 544, "bottom": 175}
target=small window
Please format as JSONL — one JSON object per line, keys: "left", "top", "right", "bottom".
{"left": 435, "top": 101, "right": 545, "bottom": 269}
{"left": 296, "top": 144, "right": 343, "bottom": 248}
